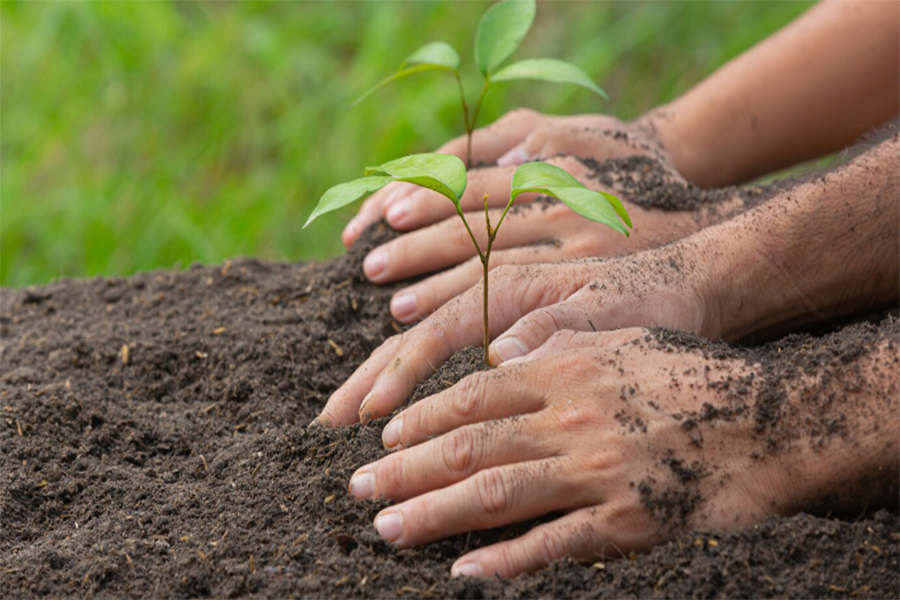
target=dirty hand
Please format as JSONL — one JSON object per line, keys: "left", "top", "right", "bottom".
{"left": 341, "top": 109, "right": 671, "bottom": 248}
{"left": 346, "top": 330, "right": 794, "bottom": 577}
{"left": 362, "top": 155, "right": 698, "bottom": 324}
{"left": 315, "top": 242, "right": 717, "bottom": 427}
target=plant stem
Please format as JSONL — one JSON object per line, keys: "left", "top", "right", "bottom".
{"left": 467, "top": 79, "right": 491, "bottom": 170}
{"left": 454, "top": 205, "right": 484, "bottom": 263}
{"left": 482, "top": 193, "right": 495, "bottom": 366}
{"left": 454, "top": 71, "right": 473, "bottom": 168}
{"left": 482, "top": 253, "right": 490, "bottom": 365}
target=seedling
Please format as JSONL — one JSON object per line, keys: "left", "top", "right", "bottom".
{"left": 304, "top": 154, "right": 632, "bottom": 365}
{"left": 352, "top": 0, "right": 607, "bottom": 167}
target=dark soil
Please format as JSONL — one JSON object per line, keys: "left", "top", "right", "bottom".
{"left": 580, "top": 154, "right": 794, "bottom": 214}
{"left": 3, "top": 224, "right": 898, "bottom": 596}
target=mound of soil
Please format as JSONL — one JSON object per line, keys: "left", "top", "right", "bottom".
{"left": 2, "top": 184, "right": 898, "bottom": 597}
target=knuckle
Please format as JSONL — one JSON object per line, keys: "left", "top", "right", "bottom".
{"left": 442, "top": 427, "right": 482, "bottom": 476}
{"left": 449, "top": 222, "right": 474, "bottom": 252}
{"left": 530, "top": 307, "right": 566, "bottom": 337}
{"left": 474, "top": 469, "right": 512, "bottom": 516}
{"left": 587, "top": 447, "right": 625, "bottom": 473}
{"left": 381, "top": 451, "right": 408, "bottom": 491}
{"left": 454, "top": 372, "right": 488, "bottom": 418}
{"left": 555, "top": 402, "right": 596, "bottom": 431}
{"left": 532, "top": 528, "right": 567, "bottom": 566}
{"left": 494, "top": 548, "right": 519, "bottom": 578}
{"left": 415, "top": 495, "right": 442, "bottom": 540}
{"left": 546, "top": 329, "right": 578, "bottom": 347}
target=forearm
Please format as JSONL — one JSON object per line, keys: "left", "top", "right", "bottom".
{"left": 698, "top": 133, "right": 899, "bottom": 341}
{"left": 642, "top": 0, "right": 899, "bottom": 188}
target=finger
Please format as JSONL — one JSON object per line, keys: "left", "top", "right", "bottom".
{"left": 489, "top": 287, "right": 636, "bottom": 365}
{"left": 364, "top": 203, "right": 555, "bottom": 284}
{"left": 371, "top": 458, "right": 586, "bottom": 548}
{"left": 381, "top": 363, "right": 547, "bottom": 449}
{"left": 383, "top": 151, "right": 589, "bottom": 231}
{"left": 351, "top": 413, "right": 555, "bottom": 501}
{"left": 451, "top": 504, "right": 647, "bottom": 578}
{"left": 497, "top": 122, "right": 658, "bottom": 170}
{"left": 357, "top": 264, "right": 590, "bottom": 422}
{"left": 385, "top": 152, "right": 586, "bottom": 232}
{"left": 383, "top": 165, "right": 531, "bottom": 231}
{"left": 499, "top": 328, "right": 648, "bottom": 367}
{"left": 341, "top": 181, "right": 417, "bottom": 247}
{"left": 314, "top": 334, "right": 403, "bottom": 427}
{"left": 389, "top": 244, "right": 569, "bottom": 324}
{"left": 367, "top": 156, "right": 588, "bottom": 285}
{"left": 438, "top": 108, "right": 545, "bottom": 165}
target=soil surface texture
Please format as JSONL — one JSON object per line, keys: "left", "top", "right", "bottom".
{"left": 3, "top": 180, "right": 899, "bottom": 597}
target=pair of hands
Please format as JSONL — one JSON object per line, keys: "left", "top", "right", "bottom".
{"left": 318, "top": 110, "right": 731, "bottom": 577}
{"left": 344, "top": 329, "right": 795, "bottom": 578}
{"left": 340, "top": 109, "right": 693, "bottom": 324}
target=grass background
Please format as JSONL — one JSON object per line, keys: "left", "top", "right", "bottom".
{"left": 1, "top": 0, "right": 814, "bottom": 288}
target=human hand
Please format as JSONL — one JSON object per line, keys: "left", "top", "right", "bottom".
{"left": 346, "top": 330, "right": 795, "bottom": 577}
{"left": 315, "top": 241, "right": 721, "bottom": 427}
{"left": 341, "top": 109, "right": 672, "bottom": 248}
{"left": 361, "top": 154, "right": 699, "bottom": 323}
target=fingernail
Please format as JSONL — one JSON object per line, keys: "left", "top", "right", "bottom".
{"left": 363, "top": 249, "right": 388, "bottom": 280}
{"left": 382, "top": 418, "right": 403, "bottom": 448}
{"left": 343, "top": 218, "right": 360, "bottom": 240}
{"left": 349, "top": 471, "right": 375, "bottom": 499}
{"left": 386, "top": 198, "right": 411, "bottom": 226}
{"left": 374, "top": 512, "right": 403, "bottom": 543}
{"left": 452, "top": 561, "right": 483, "bottom": 578}
{"left": 497, "top": 147, "right": 529, "bottom": 167}
{"left": 490, "top": 336, "right": 529, "bottom": 363}
{"left": 390, "top": 292, "right": 416, "bottom": 321}
{"left": 358, "top": 390, "right": 375, "bottom": 422}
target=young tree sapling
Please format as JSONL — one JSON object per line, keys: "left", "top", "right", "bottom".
{"left": 352, "top": 0, "right": 607, "bottom": 167}
{"left": 304, "top": 154, "right": 632, "bottom": 365}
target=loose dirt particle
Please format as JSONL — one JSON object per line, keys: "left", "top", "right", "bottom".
{"left": 327, "top": 339, "right": 345, "bottom": 357}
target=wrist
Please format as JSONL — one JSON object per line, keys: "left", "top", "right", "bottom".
{"left": 655, "top": 228, "right": 750, "bottom": 341}
{"left": 634, "top": 104, "right": 709, "bottom": 187}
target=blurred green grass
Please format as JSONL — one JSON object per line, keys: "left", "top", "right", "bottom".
{"left": 1, "top": 0, "right": 813, "bottom": 287}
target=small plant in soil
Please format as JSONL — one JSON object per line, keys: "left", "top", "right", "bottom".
{"left": 352, "top": 0, "right": 607, "bottom": 167}
{"left": 305, "top": 0, "right": 630, "bottom": 365}
{"left": 305, "top": 154, "right": 632, "bottom": 364}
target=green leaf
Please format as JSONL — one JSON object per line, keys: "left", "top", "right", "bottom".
{"left": 351, "top": 63, "right": 453, "bottom": 108}
{"left": 400, "top": 41, "right": 460, "bottom": 70}
{"left": 352, "top": 42, "right": 460, "bottom": 108}
{"left": 365, "top": 153, "right": 467, "bottom": 204}
{"left": 510, "top": 162, "right": 631, "bottom": 235}
{"left": 303, "top": 176, "right": 393, "bottom": 228}
{"left": 474, "top": 0, "right": 536, "bottom": 76}
{"left": 491, "top": 58, "right": 608, "bottom": 99}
